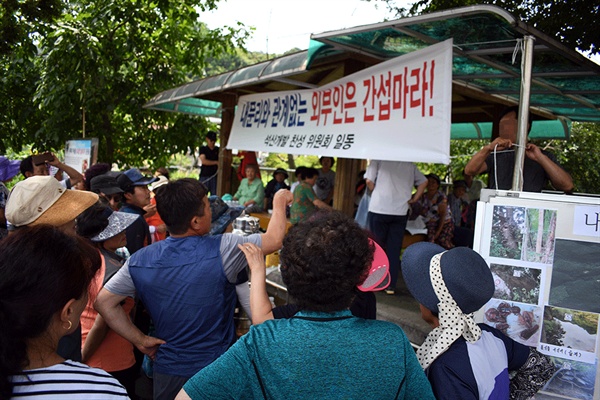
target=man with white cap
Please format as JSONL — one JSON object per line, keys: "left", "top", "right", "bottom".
{"left": 6, "top": 175, "right": 98, "bottom": 232}
{"left": 0, "top": 156, "right": 21, "bottom": 238}
{"left": 117, "top": 168, "right": 158, "bottom": 255}
{"left": 402, "top": 242, "right": 554, "bottom": 400}
{"left": 5, "top": 175, "right": 98, "bottom": 361}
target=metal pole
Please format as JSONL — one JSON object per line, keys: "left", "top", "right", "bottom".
{"left": 512, "top": 35, "right": 535, "bottom": 191}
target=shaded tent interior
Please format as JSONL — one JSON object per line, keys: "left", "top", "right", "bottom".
{"left": 144, "top": 5, "right": 600, "bottom": 215}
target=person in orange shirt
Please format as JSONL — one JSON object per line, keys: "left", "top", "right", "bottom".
{"left": 76, "top": 202, "right": 139, "bottom": 398}
{"left": 145, "top": 175, "right": 169, "bottom": 242}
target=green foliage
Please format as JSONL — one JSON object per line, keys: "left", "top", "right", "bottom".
{"left": 417, "top": 139, "right": 488, "bottom": 183}
{"left": 374, "top": 0, "right": 598, "bottom": 55}
{"left": 541, "top": 122, "right": 600, "bottom": 194}
{"left": 0, "top": 0, "right": 64, "bottom": 55}
{"left": 549, "top": 306, "right": 598, "bottom": 335}
{"left": 542, "top": 319, "right": 565, "bottom": 346}
{"left": 0, "top": 0, "right": 250, "bottom": 167}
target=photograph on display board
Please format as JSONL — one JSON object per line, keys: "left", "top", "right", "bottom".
{"left": 483, "top": 299, "right": 542, "bottom": 346}
{"left": 489, "top": 205, "right": 557, "bottom": 263}
{"left": 549, "top": 239, "right": 600, "bottom": 314}
{"left": 535, "top": 357, "right": 598, "bottom": 400}
{"left": 541, "top": 306, "right": 598, "bottom": 355}
{"left": 491, "top": 263, "right": 542, "bottom": 305}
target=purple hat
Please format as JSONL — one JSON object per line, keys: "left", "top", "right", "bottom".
{"left": 0, "top": 156, "right": 21, "bottom": 182}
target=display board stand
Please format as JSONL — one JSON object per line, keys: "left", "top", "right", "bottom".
{"left": 473, "top": 189, "right": 600, "bottom": 400}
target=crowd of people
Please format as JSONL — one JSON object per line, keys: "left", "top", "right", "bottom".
{"left": 0, "top": 105, "right": 571, "bottom": 399}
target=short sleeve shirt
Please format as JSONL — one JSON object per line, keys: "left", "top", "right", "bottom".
{"left": 290, "top": 182, "right": 317, "bottom": 224}
{"left": 365, "top": 160, "right": 427, "bottom": 216}
{"left": 199, "top": 145, "right": 219, "bottom": 178}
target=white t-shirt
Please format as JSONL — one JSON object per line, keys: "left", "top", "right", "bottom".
{"left": 364, "top": 160, "right": 426, "bottom": 216}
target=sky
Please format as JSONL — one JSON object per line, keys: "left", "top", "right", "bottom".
{"left": 205, "top": 0, "right": 400, "bottom": 55}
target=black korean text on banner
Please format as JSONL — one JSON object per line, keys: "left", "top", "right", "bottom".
{"left": 228, "top": 39, "right": 453, "bottom": 164}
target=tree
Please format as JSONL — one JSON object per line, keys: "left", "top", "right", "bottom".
{"left": 0, "top": 0, "right": 251, "bottom": 167}
{"left": 371, "top": 0, "right": 598, "bottom": 55}
{"left": 0, "top": 0, "right": 64, "bottom": 55}
{"left": 544, "top": 122, "right": 600, "bottom": 194}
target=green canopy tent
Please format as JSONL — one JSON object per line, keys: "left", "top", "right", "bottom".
{"left": 144, "top": 5, "right": 599, "bottom": 210}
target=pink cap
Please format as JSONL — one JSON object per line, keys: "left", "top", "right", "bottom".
{"left": 357, "top": 239, "right": 390, "bottom": 292}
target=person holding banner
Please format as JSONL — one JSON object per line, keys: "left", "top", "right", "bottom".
{"left": 464, "top": 106, "right": 573, "bottom": 193}
{"left": 365, "top": 160, "right": 427, "bottom": 295}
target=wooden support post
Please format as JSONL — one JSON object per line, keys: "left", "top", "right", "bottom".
{"left": 217, "top": 96, "right": 236, "bottom": 196}
{"left": 332, "top": 157, "right": 367, "bottom": 216}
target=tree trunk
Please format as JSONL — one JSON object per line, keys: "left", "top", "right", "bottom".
{"left": 102, "top": 113, "right": 114, "bottom": 164}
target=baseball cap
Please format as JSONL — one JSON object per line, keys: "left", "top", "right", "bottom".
{"left": 402, "top": 242, "right": 494, "bottom": 314}
{"left": 6, "top": 176, "right": 98, "bottom": 227}
{"left": 150, "top": 175, "right": 169, "bottom": 192}
{"left": 357, "top": 239, "right": 390, "bottom": 292}
{"left": 90, "top": 209, "right": 139, "bottom": 242}
{"left": 117, "top": 168, "right": 157, "bottom": 190}
{"left": 90, "top": 174, "right": 124, "bottom": 195}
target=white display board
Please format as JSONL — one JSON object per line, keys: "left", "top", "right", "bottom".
{"left": 64, "top": 138, "right": 98, "bottom": 174}
{"left": 473, "top": 189, "right": 600, "bottom": 400}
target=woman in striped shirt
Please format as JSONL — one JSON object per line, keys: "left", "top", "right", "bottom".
{"left": 0, "top": 225, "right": 129, "bottom": 399}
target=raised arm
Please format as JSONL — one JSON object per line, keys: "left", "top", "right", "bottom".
{"left": 525, "top": 144, "right": 573, "bottom": 192}
{"left": 239, "top": 243, "right": 273, "bottom": 324}
{"left": 409, "top": 180, "right": 428, "bottom": 204}
{"left": 464, "top": 138, "right": 513, "bottom": 177}
{"left": 260, "top": 189, "right": 293, "bottom": 254}
{"left": 47, "top": 153, "right": 84, "bottom": 186}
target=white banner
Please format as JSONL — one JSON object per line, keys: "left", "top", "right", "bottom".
{"left": 227, "top": 39, "right": 453, "bottom": 164}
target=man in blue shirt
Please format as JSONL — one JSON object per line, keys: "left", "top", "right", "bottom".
{"left": 96, "top": 179, "right": 292, "bottom": 399}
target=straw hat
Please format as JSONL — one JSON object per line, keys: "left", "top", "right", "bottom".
{"left": 6, "top": 176, "right": 98, "bottom": 227}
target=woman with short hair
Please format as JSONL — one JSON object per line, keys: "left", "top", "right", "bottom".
{"left": 176, "top": 211, "right": 434, "bottom": 400}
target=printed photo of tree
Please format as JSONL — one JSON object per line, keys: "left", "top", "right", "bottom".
{"left": 491, "top": 264, "right": 541, "bottom": 304}
{"left": 522, "top": 208, "right": 557, "bottom": 264}
{"left": 489, "top": 206, "right": 525, "bottom": 260}
{"left": 489, "top": 205, "right": 557, "bottom": 264}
